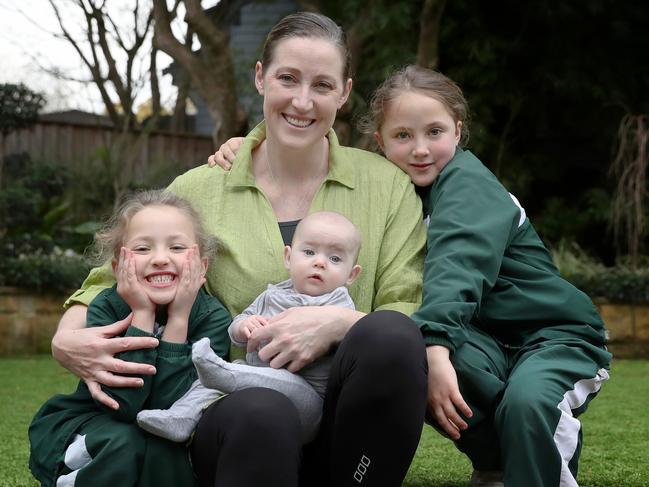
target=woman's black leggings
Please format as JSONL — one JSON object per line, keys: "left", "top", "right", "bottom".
{"left": 190, "top": 310, "right": 428, "bottom": 487}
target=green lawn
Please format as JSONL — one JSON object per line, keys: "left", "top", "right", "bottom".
{"left": 1, "top": 357, "right": 647, "bottom": 487}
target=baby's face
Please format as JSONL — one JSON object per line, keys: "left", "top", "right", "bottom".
{"left": 285, "top": 215, "right": 360, "bottom": 296}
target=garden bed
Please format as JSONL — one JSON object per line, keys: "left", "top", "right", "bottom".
{"left": 0, "top": 287, "right": 67, "bottom": 355}
{"left": 596, "top": 301, "right": 649, "bottom": 358}
{"left": 2, "top": 288, "right": 649, "bottom": 358}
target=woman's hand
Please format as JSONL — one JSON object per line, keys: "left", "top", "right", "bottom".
{"left": 207, "top": 137, "right": 245, "bottom": 169}
{"left": 426, "top": 345, "right": 473, "bottom": 440}
{"left": 247, "top": 306, "right": 365, "bottom": 373}
{"left": 164, "top": 247, "right": 206, "bottom": 343}
{"left": 52, "top": 309, "right": 159, "bottom": 410}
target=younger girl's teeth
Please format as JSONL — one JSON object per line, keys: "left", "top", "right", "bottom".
{"left": 148, "top": 275, "right": 173, "bottom": 284}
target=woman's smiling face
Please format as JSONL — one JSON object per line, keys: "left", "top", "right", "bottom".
{"left": 255, "top": 36, "right": 352, "bottom": 149}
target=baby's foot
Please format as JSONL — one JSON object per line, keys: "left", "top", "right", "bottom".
{"left": 192, "top": 337, "right": 237, "bottom": 391}
{"left": 137, "top": 409, "right": 198, "bottom": 443}
{"left": 137, "top": 378, "right": 223, "bottom": 442}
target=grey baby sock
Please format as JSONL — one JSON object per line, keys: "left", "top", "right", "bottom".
{"left": 137, "top": 378, "right": 223, "bottom": 443}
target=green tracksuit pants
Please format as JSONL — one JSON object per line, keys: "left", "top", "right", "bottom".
{"left": 55, "top": 415, "right": 195, "bottom": 487}
{"left": 448, "top": 325, "right": 610, "bottom": 487}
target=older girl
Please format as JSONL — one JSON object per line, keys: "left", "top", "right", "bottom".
{"left": 368, "top": 65, "right": 611, "bottom": 487}
{"left": 29, "top": 190, "right": 231, "bottom": 487}
{"left": 51, "top": 13, "right": 428, "bottom": 487}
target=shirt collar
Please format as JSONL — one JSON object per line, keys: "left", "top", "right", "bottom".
{"left": 226, "top": 121, "right": 354, "bottom": 190}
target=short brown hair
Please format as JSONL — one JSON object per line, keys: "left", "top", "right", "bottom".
{"left": 260, "top": 12, "right": 352, "bottom": 81}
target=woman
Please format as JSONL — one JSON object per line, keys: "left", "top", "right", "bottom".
{"left": 51, "top": 12, "right": 428, "bottom": 487}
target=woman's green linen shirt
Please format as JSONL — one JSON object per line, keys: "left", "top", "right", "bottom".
{"left": 66, "top": 122, "right": 426, "bottom": 317}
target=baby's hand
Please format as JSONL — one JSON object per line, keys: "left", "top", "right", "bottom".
{"left": 207, "top": 137, "right": 244, "bottom": 169}
{"left": 235, "top": 315, "right": 269, "bottom": 342}
{"left": 168, "top": 246, "right": 206, "bottom": 321}
{"left": 116, "top": 247, "right": 155, "bottom": 315}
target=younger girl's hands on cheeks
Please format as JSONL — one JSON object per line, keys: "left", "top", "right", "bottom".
{"left": 115, "top": 247, "right": 155, "bottom": 331}
{"left": 167, "top": 245, "right": 206, "bottom": 320}
{"left": 426, "top": 345, "right": 473, "bottom": 440}
{"left": 165, "top": 246, "right": 206, "bottom": 343}
{"left": 207, "top": 136, "right": 245, "bottom": 169}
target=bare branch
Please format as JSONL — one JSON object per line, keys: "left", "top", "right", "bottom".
{"left": 48, "top": 0, "right": 120, "bottom": 124}
{"left": 183, "top": 0, "right": 228, "bottom": 53}
{"left": 105, "top": 10, "right": 128, "bottom": 51}
{"left": 149, "top": 45, "right": 162, "bottom": 125}
{"left": 90, "top": 3, "right": 130, "bottom": 111}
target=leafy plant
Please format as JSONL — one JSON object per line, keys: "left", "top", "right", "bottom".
{"left": 552, "top": 241, "right": 649, "bottom": 303}
{"left": 0, "top": 248, "right": 88, "bottom": 293}
{"left": 0, "top": 83, "right": 45, "bottom": 136}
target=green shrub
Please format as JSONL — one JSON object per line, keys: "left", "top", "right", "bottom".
{"left": 0, "top": 248, "right": 89, "bottom": 293}
{"left": 552, "top": 241, "right": 649, "bottom": 303}
{"left": 571, "top": 268, "right": 649, "bottom": 304}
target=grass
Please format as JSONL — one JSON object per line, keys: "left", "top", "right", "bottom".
{"left": 1, "top": 357, "right": 647, "bottom": 487}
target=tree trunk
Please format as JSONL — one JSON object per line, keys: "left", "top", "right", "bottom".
{"left": 153, "top": 0, "right": 238, "bottom": 147}
{"left": 416, "top": 0, "right": 447, "bottom": 69}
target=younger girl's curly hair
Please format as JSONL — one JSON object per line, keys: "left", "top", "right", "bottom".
{"left": 87, "top": 189, "right": 218, "bottom": 266}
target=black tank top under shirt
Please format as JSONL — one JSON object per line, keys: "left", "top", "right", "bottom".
{"left": 278, "top": 220, "right": 300, "bottom": 246}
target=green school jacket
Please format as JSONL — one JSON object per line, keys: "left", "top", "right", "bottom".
{"left": 412, "top": 149, "right": 607, "bottom": 353}
{"left": 29, "top": 286, "right": 231, "bottom": 486}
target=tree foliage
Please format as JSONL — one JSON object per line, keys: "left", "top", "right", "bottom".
{"left": 0, "top": 83, "right": 46, "bottom": 136}
{"left": 0, "top": 83, "right": 46, "bottom": 188}
{"left": 434, "top": 0, "right": 649, "bottom": 263}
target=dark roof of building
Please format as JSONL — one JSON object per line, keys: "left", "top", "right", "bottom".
{"left": 39, "top": 109, "right": 114, "bottom": 127}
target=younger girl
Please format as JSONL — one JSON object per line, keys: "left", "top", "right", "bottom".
{"left": 29, "top": 190, "right": 231, "bottom": 487}
{"left": 211, "top": 65, "right": 612, "bottom": 487}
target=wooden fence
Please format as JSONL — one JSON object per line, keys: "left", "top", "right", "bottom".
{"left": 0, "top": 120, "right": 215, "bottom": 180}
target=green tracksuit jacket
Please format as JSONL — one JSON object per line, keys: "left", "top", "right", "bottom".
{"left": 412, "top": 148, "right": 607, "bottom": 352}
{"left": 29, "top": 286, "right": 231, "bottom": 487}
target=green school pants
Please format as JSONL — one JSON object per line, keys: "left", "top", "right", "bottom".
{"left": 55, "top": 415, "right": 195, "bottom": 487}
{"left": 447, "top": 326, "right": 610, "bottom": 487}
